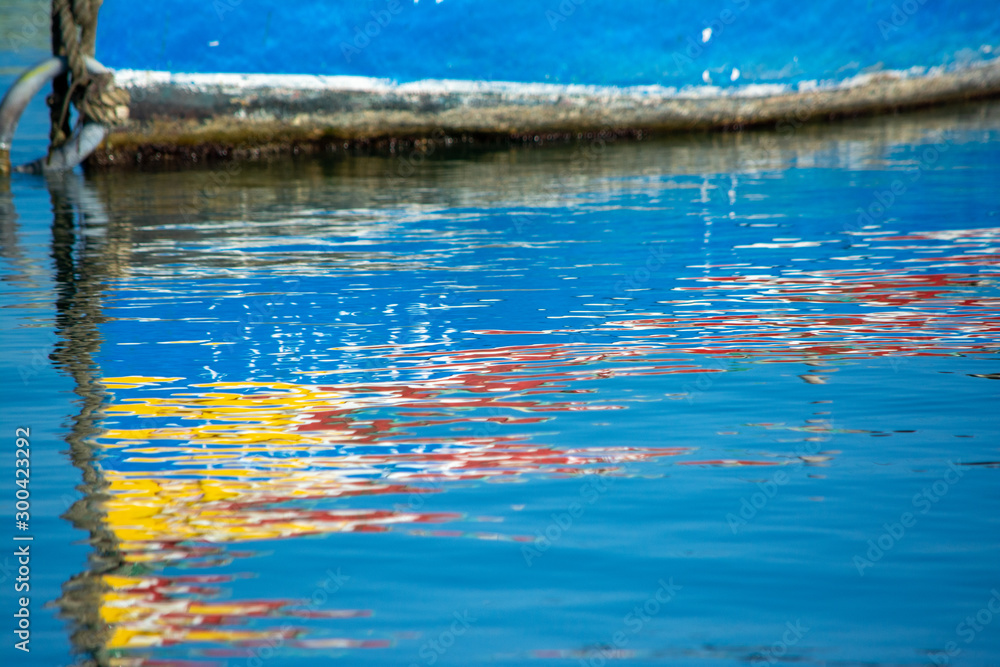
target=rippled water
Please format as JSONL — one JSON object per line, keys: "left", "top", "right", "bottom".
{"left": 2, "top": 104, "right": 1000, "bottom": 666}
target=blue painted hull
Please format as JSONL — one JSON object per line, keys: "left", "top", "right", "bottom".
{"left": 96, "top": 0, "right": 999, "bottom": 91}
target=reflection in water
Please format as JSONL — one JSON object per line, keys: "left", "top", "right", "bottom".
{"left": 28, "top": 103, "right": 1000, "bottom": 665}
{"left": 0, "top": 178, "right": 27, "bottom": 282}
{"left": 480, "top": 266, "right": 999, "bottom": 360}
{"left": 93, "top": 344, "right": 700, "bottom": 657}
{"left": 44, "top": 172, "right": 120, "bottom": 661}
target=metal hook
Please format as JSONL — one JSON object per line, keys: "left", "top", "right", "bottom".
{"left": 0, "top": 56, "right": 112, "bottom": 176}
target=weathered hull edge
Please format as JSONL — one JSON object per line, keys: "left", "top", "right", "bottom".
{"left": 88, "top": 59, "right": 1000, "bottom": 168}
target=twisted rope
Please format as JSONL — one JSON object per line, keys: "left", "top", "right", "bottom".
{"left": 49, "top": 0, "right": 129, "bottom": 150}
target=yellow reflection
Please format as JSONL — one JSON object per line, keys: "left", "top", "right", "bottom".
{"left": 92, "top": 355, "right": 689, "bottom": 663}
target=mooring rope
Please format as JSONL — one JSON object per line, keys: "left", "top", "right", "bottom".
{"left": 48, "top": 0, "right": 128, "bottom": 152}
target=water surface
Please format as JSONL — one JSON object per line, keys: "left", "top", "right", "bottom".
{"left": 2, "top": 104, "right": 1000, "bottom": 666}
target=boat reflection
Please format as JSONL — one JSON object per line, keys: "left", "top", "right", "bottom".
{"left": 33, "top": 110, "right": 999, "bottom": 665}
{"left": 94, "top": 352, "right": 697, "bottom": 662}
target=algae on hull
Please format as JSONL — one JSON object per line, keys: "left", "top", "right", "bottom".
{"left": 89, "top": 60, "right": 1000, "bottom": 168}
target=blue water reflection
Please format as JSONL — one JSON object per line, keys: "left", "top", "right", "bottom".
{"left": 2, "top": 107, "right": 999, "bottom": 666}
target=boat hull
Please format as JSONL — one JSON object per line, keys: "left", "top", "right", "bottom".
{"left": 86, "top": 0, "right": 1000, "bottom": 165}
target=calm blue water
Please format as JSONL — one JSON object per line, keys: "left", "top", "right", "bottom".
{"left": 95, "top": 0, "right": 1000, "bottom": 89}
{"left": 3, "top": 42, "right": 1000, "bottom": 667}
